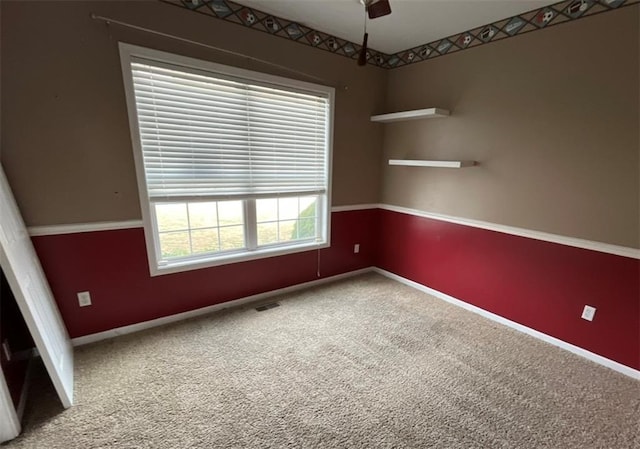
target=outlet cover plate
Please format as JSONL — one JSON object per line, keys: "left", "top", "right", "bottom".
{"left": 581, "top": 305, "right": 596, "bottom": 321}
{"left": 77, "top": 291, "right": 92, "bottom": 307}
{"left": 354, "top": 244, "right": 360, "bottom": 253}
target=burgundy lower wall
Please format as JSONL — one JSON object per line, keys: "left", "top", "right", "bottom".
{"left": 376, "top": 209, "right": 640, "bottom": 370}
{"left": 31, "top": 207, "right": 639, "bottom": 371}
{"left": 32, "top": 209, "right": 377, "bottom": 338}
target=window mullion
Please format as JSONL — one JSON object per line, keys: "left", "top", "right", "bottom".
{"left": 245, "top": 199, "right": 257, "bottom": 250}
{"left": 317, "top": 195, "right": 326, "bottom": 242}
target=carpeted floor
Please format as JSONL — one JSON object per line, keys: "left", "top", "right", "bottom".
{"left": 6, "top": 273, "right": 639, "bottom": 448}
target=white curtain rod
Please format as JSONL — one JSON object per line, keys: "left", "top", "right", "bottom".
{"left": 90, "top": 13, "right": 346, "bottom": 88}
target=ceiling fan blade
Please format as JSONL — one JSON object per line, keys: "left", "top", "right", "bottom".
{"left": 357, "top": 32, "right": 368, "bottom": 66}
{"left": 367, "top": 0, "right": 391, "bottom": 19}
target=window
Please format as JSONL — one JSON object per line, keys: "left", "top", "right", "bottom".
{"left": 119, "top": 44, "right": 333, "bottom": 275}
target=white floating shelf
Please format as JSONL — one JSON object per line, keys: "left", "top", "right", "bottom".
{"left": 371, "top": 108, "right": 450, "bottom": 123}
{"left": 389, "top": 160, "right": 476, "bottom": 168}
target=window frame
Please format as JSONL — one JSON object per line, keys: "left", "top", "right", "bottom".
{"left": 119, "top": 43, "right": 334, "bottom": 276}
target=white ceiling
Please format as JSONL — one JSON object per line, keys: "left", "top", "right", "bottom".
{"left": 235, "top": 0, "right": 559, "bottom": 54}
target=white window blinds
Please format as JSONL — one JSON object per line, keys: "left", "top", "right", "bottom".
{"left": 130, "top": 59, "right": 330, "bottom": 201}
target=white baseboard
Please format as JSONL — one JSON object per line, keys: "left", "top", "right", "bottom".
{"left": 71, "top": 267, "right": 374, "bottom": 347}
{"left": 71, "top": 265, "right": 639, "bottom": 380}
{"left": 372, "top": 267, "right": 640, "bottom": 381}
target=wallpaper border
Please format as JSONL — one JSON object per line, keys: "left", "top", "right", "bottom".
{"left": 161, "top": 0, "right": 638, "bottom": 69}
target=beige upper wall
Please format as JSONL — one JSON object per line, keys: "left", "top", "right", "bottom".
{"left": 2, "top": 2, "right": 638, "bottom": 248}
{"left": 380, "top": 7, "right": 639, "bottom": 248}
{"left": 0, "top": 1, "right": 386, "bottom": 226}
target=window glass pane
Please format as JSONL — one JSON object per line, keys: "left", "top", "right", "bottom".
{"left": 298, "top": 197, "right": 317, "bottom": 221}
{"left": 256, "top": 198, "right": 278, "bottom": 222}
{"left": 159, "top": 231, "right": 190, "bottom": 258}
{"left": 278, "top": 220, "right": 297, "bottom": 242}
{"left": 190, "top": 228, "right": 219, "bottom": 254}
{"left": 218, "top": 200, "right": 243, "bottom": 226}
{"left": 219, "top": 225, "right": 245, "bottom": 251}
{"left": 254, "top": 195, "right": 320, "bottom": 247}
{"left": 188, "top": 202, "right": 218, "bottom": 229}
{"left": 156, "top": 203, "right": 188, "bottom": 232}
{"left": 295, "top": 197, "right": 317, "bottom": 240}
{"left": 299, "top": 196, "right": 317, "bottom": 214}
{"left": 278, "top": 197, "right": 299, "bottom": 220}
{"left": 257, "top": 222, "right": 278, "bottom": 246}
{"left": 296, "top": 218, "right": 316, "bottom": 239}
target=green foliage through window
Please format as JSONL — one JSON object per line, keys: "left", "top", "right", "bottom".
{"left": 292, "top": 201, "right": 317, "bottom": 240}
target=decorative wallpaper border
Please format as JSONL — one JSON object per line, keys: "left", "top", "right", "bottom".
{"left": 160, "top": 0, "right": 388, "bottom": 67}
{"left": 162, "top": 0, "right": 638, "bottom": 68}
{"left": 388, "top": 0, "right": 639, "bottom": 68}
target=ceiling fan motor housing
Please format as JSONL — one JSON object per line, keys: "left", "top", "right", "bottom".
{"left": 364, "top": 0, "right": 392, "bottom": 20}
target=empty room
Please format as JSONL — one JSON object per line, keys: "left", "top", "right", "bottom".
{"left": 0, "top": 0, "right": 638, "bottom": 447}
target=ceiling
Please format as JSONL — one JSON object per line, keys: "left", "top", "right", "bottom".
{"left": 233, "top": 0, "right": 559, "bottom": 54}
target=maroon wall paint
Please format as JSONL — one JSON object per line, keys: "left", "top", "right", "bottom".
{"left": 30, "top": 207, "right": 639, "bottom": 371}
{"left": 31, "top": 210, "right": 378, "bottom": 338}
{"left": 375, "top": 209, "right": 640, "bottom": 370}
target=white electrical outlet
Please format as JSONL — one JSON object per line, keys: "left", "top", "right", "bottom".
{"left": 77, "top": 291, "right": 92, "bottom": 307}
{"left": 581, "top": 305, "right": 596, "bottom": 321}
{"left": 354, "top": 244, "right": 360, "bottom": 253}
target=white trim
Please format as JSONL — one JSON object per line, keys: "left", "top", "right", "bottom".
{"left": 152, "top": 241, "right": 330, "bottom": 276}
{"left": 372, "top": 268, "right": 640, "bottom": 380}
{"left": 71, "top": 267, "right": 373, "bottom": 346}
{"left": 28, "top": 220, "right": 143, "bottom": 236}
{"left": 24, "top": 203, "right": 640, "bottom": 259}
{"left": 330, "top": 204, "right": 379, "bottom": 212}
{"left": 0, "top": 367, "right": 20, "bottom": 443}
{"left": 119, "top": 43, "right": 159, "bottom": 278}
{"left": 377, "top": 204, "right": 640, "bottom": 260}
{"left": 325, "top": 89, "right": 335, "bottom": 259}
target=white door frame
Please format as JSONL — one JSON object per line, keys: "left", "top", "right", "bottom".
{"left": 0, "top": 367, "right": 20, "bottom": 443}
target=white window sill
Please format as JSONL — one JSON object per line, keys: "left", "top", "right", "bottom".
{"left": 150, "top": 241, "right": 330, "bottom": 276}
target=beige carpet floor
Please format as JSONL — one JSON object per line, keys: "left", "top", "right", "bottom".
{"left": 6, "top": 273, "right": 639, "bottom": 448}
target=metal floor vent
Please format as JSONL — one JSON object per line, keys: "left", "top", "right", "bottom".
{"left": 255, "top": 302, "right": 280, "bottom": 312}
